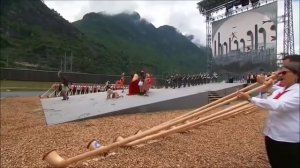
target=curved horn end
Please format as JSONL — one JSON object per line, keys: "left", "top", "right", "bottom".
{"left": 87, "top": 139, "right": 101, "bottom": 150}
{"left": 43, "top": 150, "right": 67, "bottom": 168}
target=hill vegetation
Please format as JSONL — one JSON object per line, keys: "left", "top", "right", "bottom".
{"left": 0, "top": 0, "right": 209, "bottom": 76}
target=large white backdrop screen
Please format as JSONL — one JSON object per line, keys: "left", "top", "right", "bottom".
{"left": 211, "top": 1, "right": 277, "bottom": 74}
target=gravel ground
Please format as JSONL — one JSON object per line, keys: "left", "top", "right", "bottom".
{"left": 0, "top": 97, "right": 270, "bottom": 168}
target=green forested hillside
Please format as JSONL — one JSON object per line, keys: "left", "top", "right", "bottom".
{"left": 0, "top": 0, "right": 209, "bottom": 75}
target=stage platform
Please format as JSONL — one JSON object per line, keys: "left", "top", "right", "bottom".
{"left": 41, "top": 83, "right": 244, "bottom": 125}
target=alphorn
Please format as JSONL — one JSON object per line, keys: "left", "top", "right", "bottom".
{"left": 113, "top": 82, "right": 262, "bottom": 145}
{"left": 91, "top": 104, "right": 256, "bottom": 148}
{"left": 125, "top": 102, "right": 254, "bottom": 146}
{"left": 144, "top": 80, "right": 262, "bottom": 130}
{"left": 156, "top": 74, "right": 275, "bottom": 127}
{"left": 40, "top": 87, "right": 52, "bottom": 98}
{"left": 43, "top": 84, "right": 266, "bottom": 167}
{"left": 47, "top": 90, "right": 56, "bottom": 98}
{"left": 120, "top": 80, "right": 266, "bottom": 140}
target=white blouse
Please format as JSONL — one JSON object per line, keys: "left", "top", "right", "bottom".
{"left": 251, "top": 83, "right": 300, "bottom": 143}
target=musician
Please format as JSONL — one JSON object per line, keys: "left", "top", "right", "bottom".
{"left": 262, "top": 54, "right": 300, "bottom": 91}
{"left": 237, "top": 62, "right": 300, "bottom": 168}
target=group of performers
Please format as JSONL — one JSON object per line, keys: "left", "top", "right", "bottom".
{"left": 128, "top": 70, "right": 154, "bottom": 96}
{"left": 51, "top": 71, "right": 219, "bottom": 98}
{"left": 50, "top": 71, "right": 155, "bottom": 98}
{"left": 164, "top": 72, "right": 218, "bottom": 89}
{"left": 51, "top": 83, "right": 108, "bottom": 97}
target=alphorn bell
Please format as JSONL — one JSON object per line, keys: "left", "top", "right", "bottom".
{"left": 43, "top": 82, "right": 268, "bottom": 167}
{"left": 87, "top": 139, "right": 101, "bottom": 150}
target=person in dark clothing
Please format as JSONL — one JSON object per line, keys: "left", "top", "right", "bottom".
{"left": 58, "top": 71, "right": 70, "bottom": 100}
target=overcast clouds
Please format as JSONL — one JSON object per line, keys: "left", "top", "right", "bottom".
{"left": 44, "top": 0, "right": 299, "bottom": 54}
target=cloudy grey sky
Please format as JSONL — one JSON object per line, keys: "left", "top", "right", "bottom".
{"left": 44, "top": 0, "right": 299, "bottom": 54}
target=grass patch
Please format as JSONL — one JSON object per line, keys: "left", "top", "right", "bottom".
{"left": 0, "top": 80, "right": 54, "bottom": 91}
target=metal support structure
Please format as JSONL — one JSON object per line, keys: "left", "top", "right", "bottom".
{"left": 198, "top": 0, "right": 284, "bottom": 73}
{"left": 283, "top": 0, "right": 294, "bottom": 56}
{"left": 206, "top": 14, "right": 212, "bottom": 49}
{"left": 206, "top": 13, "right": 213, "bottom": 73}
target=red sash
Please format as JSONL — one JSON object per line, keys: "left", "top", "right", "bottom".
{"left": 273, "top": 90, "right": 289, "bottom": 99}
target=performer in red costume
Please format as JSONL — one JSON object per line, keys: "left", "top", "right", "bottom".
{"left": 128, "top": 73, "right": 140, "bottom": 95}
{"left": 115, "top": 72, "right": 125, "bottom": 91}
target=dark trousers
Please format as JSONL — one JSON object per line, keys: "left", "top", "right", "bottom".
{"left": 265, "top": 136, "right": 300, "bottom": 168}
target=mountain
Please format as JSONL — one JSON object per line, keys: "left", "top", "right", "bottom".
{"left": 0, "top": 0, "right": 209, "bottom": 75}
{"left": 73, "top": 12, "right": 209, "bottom": 74}
{"left": 0, "top": 0, "right": 112, "bottom": 73}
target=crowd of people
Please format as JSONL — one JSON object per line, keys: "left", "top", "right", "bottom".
{"left": 164, "top": 72, "right": 218, "bottom": 89}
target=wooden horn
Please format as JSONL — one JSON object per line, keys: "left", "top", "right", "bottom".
{"left": 40, "top": 87, "right": 52, "bottom": 98}
{"left": 43, "top": 150, "right": 67, "bottom": 168}
{"left": 130, "top": 103, "right": 256, "bottom": 147}
{"left": 87, "top": 139, "right": 101, "bottom": 150}
{"left": 43, "top": 83, "right": 267, "bottom": 167}
{"left": 123, "top": 83, "right": 266, "bottom": 141}
{"left": 180, "top": 104, "right": 256, "bottom": 131}
{"left": 143, "top": 79, "right": 266, "bottom": 132}
{"left": 156, "top": 74, "right": 275, "bottom": 127}
{"left": 48, "top": 90, "right": 56, "bottom": 98}
{"left": 186, "top": 104, "right": 257, "bottom": 130}
{"left": 125, "top": 101, "right": 250, "bottom": 147}
{"left": 244, "top": 105, "right": 258, "bottom": 114}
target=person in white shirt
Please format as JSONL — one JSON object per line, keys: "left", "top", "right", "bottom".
{"left": 256, "top": 54, "right": 300, "bottom": 93}
{"left": 237, "top": 62, "right": 300, "bottom": 168}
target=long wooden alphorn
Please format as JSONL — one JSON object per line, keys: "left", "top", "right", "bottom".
{"left": 125, "top": 102, "right": 254, "bottom": 147}
{"left": 146, "top": 79, "right": 265, "bottom": 130}
{"left": 43, "top": 84, "right": 266, "bottom": 167}
{"left": 162, "top": 74, "right": 275, "bottom": 126}
{"left": 91, "top": 104, "right": 257, "bottom": 148}
{"left": 91, "top": 105, "right": 257, "bottom": 148}
{"left": 40, "top": 87, "right": 52, "bottom": 98}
